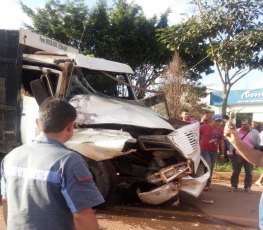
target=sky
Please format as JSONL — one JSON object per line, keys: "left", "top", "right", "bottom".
{"left": 1, "top": 0, "right": 262, "bottom": 91}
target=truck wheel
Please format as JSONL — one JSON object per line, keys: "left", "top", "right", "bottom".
{"left": 84, "top": 158, "right": 117, "bottom": 200}
{"left": 195, "top": 160, "right": 208, "bottom": 177}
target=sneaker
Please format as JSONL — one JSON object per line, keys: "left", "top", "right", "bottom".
{"left": 228, "top": 187, "right": 237, "bottom": 192}
{"left": 244, "top": 187, "right": 253, "bottom": 193}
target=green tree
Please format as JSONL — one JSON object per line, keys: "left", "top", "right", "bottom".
{"left": 83, "top": 0, "right": 111, "bottom": 56}
{"left": 158, "top": 0, "right": 263, "bottom": 114}
{"left": 108, "top": 0, "right": 173, "bottom": 98}
{"left": 20, "top": 0, "right": 89, "bottom": 50}
{"left": 21, "top": 0, "right": 173, "bottom": 99}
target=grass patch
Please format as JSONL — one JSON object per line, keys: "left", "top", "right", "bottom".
{"left": 215, "top": 160, "right": 263, "bottom": 175}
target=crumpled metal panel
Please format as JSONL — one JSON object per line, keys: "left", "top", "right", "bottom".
{"left": 23, "top": 54, "right": 71, "bottom": 66}
{"left": 69, "top": 95, "right": 175, "bottom": 130}
{"left": 168, "top": 122, "right": 200, "bottom": 160}
{"left": 70, "top": 54, "right": 134, "bottom": 74}
{"left": 180, "top": 157, "right": 210, "bottom": 197}
{"left": 65, "top": 128, "right": 136, "bottom": 161}
{"left": 137, "top": 182, "right": 180, "bottom": 205}
{"left": 137, "top": 157, "right": 210, "bottom": 204}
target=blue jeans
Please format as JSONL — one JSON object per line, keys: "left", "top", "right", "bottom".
{"left": 201, "top": 151, "right": 218, "bottom": 187}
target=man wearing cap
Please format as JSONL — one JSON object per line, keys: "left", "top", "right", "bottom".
{"left": 200, "top": 114, "right": 225, "bottom": 191}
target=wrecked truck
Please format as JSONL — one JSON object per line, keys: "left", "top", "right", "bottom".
{"left": 0, "top": 29, "right": 210, "bottom": 205}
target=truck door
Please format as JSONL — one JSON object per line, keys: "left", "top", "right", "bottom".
{"left": 20, "top": 66, "right": 62, "bottom": 144}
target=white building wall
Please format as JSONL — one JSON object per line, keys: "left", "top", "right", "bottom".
{"left": 202, "top": 89, "right": 263, "bottom": 121}
{"left": 253, "top": 113, "right": 263, "bottom": 122}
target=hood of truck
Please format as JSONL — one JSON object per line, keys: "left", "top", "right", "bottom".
{"left": 69, "top": 95, "right": 174, "bottom": 131}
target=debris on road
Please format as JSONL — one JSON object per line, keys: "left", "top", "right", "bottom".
{"left": 202, "top": 200, "right": 214, "bottom": 204}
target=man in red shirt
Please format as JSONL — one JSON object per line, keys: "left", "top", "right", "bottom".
{"left": 200, "top": 114, "right": 225, "bottom": 190}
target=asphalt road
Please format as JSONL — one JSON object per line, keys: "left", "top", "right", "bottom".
{"left": 0, "top": 180, "right": 262, "bottom": 230}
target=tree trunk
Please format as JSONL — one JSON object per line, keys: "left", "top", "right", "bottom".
{"left": 222, "top": 93, "right": 227, "bottom": 115}
{"left": 222, "top": 77, "right": 229, "bottom": 116}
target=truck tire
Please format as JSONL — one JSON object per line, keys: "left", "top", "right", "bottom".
{"left": 84, "top": 158, "right": 117, "bottom": 200}
{"left": 195, "top": 159, "right": 208, "bottom": 177}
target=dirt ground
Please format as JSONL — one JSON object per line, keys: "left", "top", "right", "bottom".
{"left": 0, "top": 174, "right": 262, "bottom": 230}
{"left": 96, "top": 178, "right": 262, "bottom": 230}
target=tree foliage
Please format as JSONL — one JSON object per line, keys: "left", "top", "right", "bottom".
{"left": 21, "top": 0, "right": 88, "bottom": 48}
{"left": 21, "top": 0, "right": 173, "bottom": 99}
{"left": 158, "top": 0, "right": 263, "bottom": 114}
{"left": 83, "top": 0, "right": 111, "bottom": 56}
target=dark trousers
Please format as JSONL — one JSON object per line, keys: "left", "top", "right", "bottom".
{"left": 231, "top": 154, "right": 253, "bottom": 188}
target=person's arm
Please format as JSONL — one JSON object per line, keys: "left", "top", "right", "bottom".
{"left": 2, "top": 198, "right": 7, "bottom": 224}
{"left": 62, "top": 153, "right": 104, "bottom": 230}
{"left": 1, "top": 157, "right": 7, "bottom": 225}
{"left": 219, "top": 138, "right": 225, "bottom": 158}
{"left": 199, "top": 125, "right": 203, "bottom": 141}
{"left": 73, "top": 208, "right": 99, "bottom": 230}
{"left": 255, "top": 130, "right": 261, "bottom": 148}
{"left": 225, "top": 126, "right": 263, "bottom": 166}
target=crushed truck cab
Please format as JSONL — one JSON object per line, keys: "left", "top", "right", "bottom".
{"left": 0, "top": 29, "right": 209, "bottom": 204}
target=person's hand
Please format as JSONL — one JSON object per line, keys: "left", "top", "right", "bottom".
{"left": 219, "top": 154, "right": 225, "bottom": 160}
{"left": 224, "top": 123, "right": 239, "bottom": 144}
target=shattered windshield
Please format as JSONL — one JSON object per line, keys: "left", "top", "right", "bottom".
{"left": 66, "top": 68, "right": 135, "bottom": 100}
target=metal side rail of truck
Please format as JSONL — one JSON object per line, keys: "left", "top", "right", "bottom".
{"left": 0, "top": 29, "right": 210, "bottom": 205}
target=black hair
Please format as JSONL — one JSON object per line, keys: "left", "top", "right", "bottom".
{"left": 223, "top": 114, "right": 229, "bottom": 120}
{"left": 39, "top": 97, "right": 77, "bottom": 133}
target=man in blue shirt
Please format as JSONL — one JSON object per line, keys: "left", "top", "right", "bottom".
{"left": 225, "top": 123, "right": 263, "bottom": 229}
{"left": 1, "top": 97, "right": 104, "bottom": 230}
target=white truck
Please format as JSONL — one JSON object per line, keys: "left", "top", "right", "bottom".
{"left": 0, "top": 29, "right": 209, "bottom": 204}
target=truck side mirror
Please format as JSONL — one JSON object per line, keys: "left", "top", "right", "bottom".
{"left": 30, "top": 79, "right": 49, "bottom": 105}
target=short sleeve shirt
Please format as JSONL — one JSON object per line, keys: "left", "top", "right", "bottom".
{"left": 200, "top": 123, "right": 224, "bottom": 152}
{"left": 235, "top": 128, "right": 261, "bottom": 155}
{"left": 1, "top": 136, "right": 104, "bottom": 230}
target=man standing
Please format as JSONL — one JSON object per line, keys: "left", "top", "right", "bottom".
{"left": 229, "top": 118, "right": 260, "bottom": 193}
{"left": 200, "top": 114, "right": 225, "bottom": 191}
{"left": 180, "top": 109, "right": 196, "bottom": 124}
{"left": 1, "top": 97, "right": 104, "bottom": 230}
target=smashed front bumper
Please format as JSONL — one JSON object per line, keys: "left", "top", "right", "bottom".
{"left": 137, "top": 182, "right": 180, "bottom": 205}
{"left": 137, "top": 157, "right": 210, "bottom": 205}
